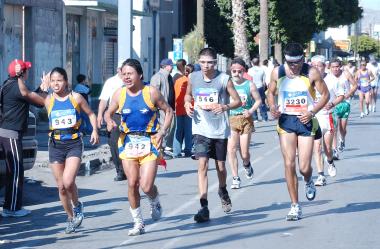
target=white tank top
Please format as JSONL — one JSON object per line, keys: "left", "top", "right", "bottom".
{"left": 277, "top": 75, "right": 315, "bottom": 115}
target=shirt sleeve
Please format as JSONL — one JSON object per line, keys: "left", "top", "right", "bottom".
{"left": 99, "top": 79, "right": 111, "bottom": 100}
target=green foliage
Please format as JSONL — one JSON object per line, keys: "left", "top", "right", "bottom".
{"left": 350, "top": 35, "right": 379, "bottom": 58}
{"left": 206, "top": 0, "right": 362, "bottom": 56}
{"left": 183, "top": 26, "right": 205, "bottom": 64}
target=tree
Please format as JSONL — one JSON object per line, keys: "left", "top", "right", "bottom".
{"left": 350, "top": 35, "right": 378, "bottom": 59}
{"left": 183, "top": 26, "right": 206, "bottom": 63}
{"left": 232, "top": 0, "right": 251, "bottom": 65}
{"left": 259, "top": 0, "right": 269, "bottom": 62}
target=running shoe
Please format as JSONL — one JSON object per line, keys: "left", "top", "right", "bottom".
{"left": 243, "top": 164, "right": 254, "bottom": 179}
{"left": 360, "top": 112, "right": 364, "bottom": 118}
{"left": 194, "top": 206, "right": 210, "bottom": 223}
{"left": 65, "top": 218, "right": 76, "bottom": 234}
{"left": 128, "top": 220, "right": 145, "bottom": 236}
{"left": 286, "top": 203, "right": 302, "bottom": 221}
{"left": 327, "top": 161, "right": 337, "bottom": 177}
{"left": 230, "top": 176, "right": 241, "bottom": 189}
{"left": 72, "top": 202, "right": 84, "bottom": 228}
{"left": 337, "top": 139, "right": 345, "bottom": 152}
{"left": 365, "top": 108, "right": 369, "bottom": 115}
{"left": 373, "top": 106, "right": 376, "bottom": 112}
{"left": 305, "top": 179, "right": 316, "bottom": 201}
{"left": 150, "top": 201, "right": 162, "bottom": 221}
{"left": 1, "top": 208, "right": 31, "bottom": 218}
{"left": 332, "top": 149, "right": 340, "bottom": 160}
{"left": 218, "top": 189, "right": 232, "bottom": 213}
{"left": 315, "top": 174, "right": 327, "bottom": 186}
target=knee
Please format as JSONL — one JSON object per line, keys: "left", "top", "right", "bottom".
{"left": 62, "top": 180, "right": 75, "bottom": 192}
{"left": 57, "top": 184, "right": 67, "bottom": 195}
{"left": 140, "top": 182, "right": 153, "bottom": 194}
{"left": 228, "top": 147, "right": 237, "bottom": 156}
{"left": 128, "top": 178, "right": 140, "bottom": 190}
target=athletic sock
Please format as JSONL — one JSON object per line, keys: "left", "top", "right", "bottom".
{"left": 200, "top": 198, "right": 208, "bottom": 208}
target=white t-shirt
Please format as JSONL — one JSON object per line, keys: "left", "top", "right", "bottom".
{"left": 99, "top": 74, "right": 124, "bottom": 102}
{"left": 316, "top": 73, "right": 345, "bottom": 115}
{"left": 248, "top": 66, "right": 266, "bottom": 88}
{"left": 368, "top": 63, "right": 380, "bottom": 87}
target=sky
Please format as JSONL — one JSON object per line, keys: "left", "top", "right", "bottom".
{"left": 360, "top": 0, "right": 380, "bottom": 10}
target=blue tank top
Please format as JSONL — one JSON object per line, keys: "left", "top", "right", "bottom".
{"left": 118, "top": 86, "right": 159, "bottom": 134}
{"left": 48, "top": 93, "right": 81, "bottom": 141}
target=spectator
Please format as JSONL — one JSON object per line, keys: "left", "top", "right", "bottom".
{"left": 74, "top": 74, "right": 92, "bottom": 134}
{"left": 248, "top": 57, "right": 268, "bottom": 122}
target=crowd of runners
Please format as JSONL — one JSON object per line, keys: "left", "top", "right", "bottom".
{"left": 1, "top": 42, "right": 379, "bottom": 235}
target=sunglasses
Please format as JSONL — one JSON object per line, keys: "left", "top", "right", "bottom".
{"left": 231, "top": 69, "right": 243, "bottom": 74}
{"left": 199, "top": 60, "right": 216, "bottom": 65}
{"left": 286, "top": 59, "right": 303, "bottom": 66}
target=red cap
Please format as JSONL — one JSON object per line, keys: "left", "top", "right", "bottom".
{"left": 8, "top": 59, "right": 32, "bottom": 77}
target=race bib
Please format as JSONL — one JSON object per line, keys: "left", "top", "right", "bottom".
{"left": 195, "top": 88, "right": 219, "bottom": 110}
{"left": 283, "top": 91, "right": 308, "bottom": 114}
{"left": 51, "top": 109, "right": 77, "bottom": 129}
{"left": 359, "top": 78, "right": 369, "bottom": 87}
{"left": 237, "top": 89, "right": 248, "bottom": 107}
{"left": 124, "top": 135, "right": 151, "bottom": 158}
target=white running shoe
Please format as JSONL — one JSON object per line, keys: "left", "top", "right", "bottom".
{"left": 315, "top": 175, "right": 327, "bottom": 186}
{"left": 333, "top": 149, "right": 340, "bottom": 160}
{"left": 337, "top": 139, "right": 345, "bottom": 152}
{"left": 305, "top": 179, "right": 316, "bottom": 201}
{"left": 1, "top": 208, "right": 31, "bottom": 218}
{"left": 360, "top": 112, "right": 364, "bottom": 118}
{"left": 286, "top": 204, "right": 302, "bottom": 221}
{"left": 128, "top": 221, "right": 145, "bottom": 236}
{"left": 230, "top": 176, "right": 241, "bottom": 189}
{"left": 327, "top": 162, "right": 337, "bottom": 177}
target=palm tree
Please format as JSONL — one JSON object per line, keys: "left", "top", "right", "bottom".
{"left": 232, "top": 0, "right": 250, "bottom": 65}
{"left": 259, "top": 0, "right": 269, "bottom": 62}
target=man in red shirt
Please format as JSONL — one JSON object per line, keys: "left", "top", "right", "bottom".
{"left": 173, "top": 59, "right": 192, "bottom": 157}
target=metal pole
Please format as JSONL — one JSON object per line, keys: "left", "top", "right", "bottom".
{"left": 118, "top": 0, "right": 132, "bottom": 62}
{"left": 152, "top": 10, "right": 157, "bottom": 72}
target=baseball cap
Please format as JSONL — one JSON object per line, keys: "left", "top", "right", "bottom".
{"left": 160, "top": 58, "right": 173, "bottom": 66}
{"left": 8, "top": 59, "right": 32, "bottom": 77}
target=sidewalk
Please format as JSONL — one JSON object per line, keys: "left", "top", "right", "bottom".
{"left": 34, "top": 121, "right": 113, "bottom": 173}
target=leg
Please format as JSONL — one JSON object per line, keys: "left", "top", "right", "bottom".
{"left": 173, "top": 116, "right": 184, "bottom": 157}
{"left": 62, "top": 157, "right": 82, "bottom": 209}
{"left": 279, "top": 133, "right": 298, "bottom": 204}
{"left": 340, "top": 118, "right": 348, "bottom": 141}
{"left": 198, "top": 157, "right": 209, "bottom": 199}
{"left": 183, "top": 116, "right": 193, "bottom": 156}
{"left": 359, "top": 92, "right": 364, "bottom": 114}
{"left": 139, "top": 160, "right": 159, "bottom": 198}
{"left": 239, "top": 133, "right": 252, "bottom": 165}
{"left": 123, "top": 160, "right": 141, "bottom": 209}
{"left": 50, "top": 163, "right": 74, "bottom": 218}
{"left": 323, "top": 132, "right": 334, "bottom": 162}
{"left": 258, "top": 87, "right": 268, "bottom": 121}
{"left": 297, "top": 136, "right": 314, "bottom": 182}
{"left": 313, "top": 138, "right": 324, "bottom": 174}
{"left": 227, "top": 130, "right": 240, "bottom": 178}
{"left": 2, "top": 137, "right": 24, "bottom": 212}
{"left": 365, "top": 91, "right": 371, "bottom": 113}
{"left": 215, "top": 160, "right": 227, "bottom": 188}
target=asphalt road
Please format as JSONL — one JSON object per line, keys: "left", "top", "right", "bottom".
{"left": 0, "top": 98, "right": 379, "bottom": 249}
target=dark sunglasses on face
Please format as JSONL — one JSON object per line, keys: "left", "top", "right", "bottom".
{"left": 286, "top": 59, "right": 303, "bottom": 66}
{"left": 231, "top": 69, "right": 243, "bottom": 74}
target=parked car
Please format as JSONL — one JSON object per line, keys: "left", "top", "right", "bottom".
{"left": 0, "top": 111, "right": 38, "bottom": 188}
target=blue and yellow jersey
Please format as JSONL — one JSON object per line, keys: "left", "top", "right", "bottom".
{"left": 47, "top": 93, "right": 82, "bottom": 141}
{"left": 118, "top": 85, "right": 159, "bottom": 134}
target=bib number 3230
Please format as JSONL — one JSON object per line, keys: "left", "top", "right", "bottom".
{"left": 283, "top": 91, "right": 308, "bottom": 114}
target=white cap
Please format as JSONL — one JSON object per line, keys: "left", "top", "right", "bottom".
{"left": 311, "top": 55, "right": 326, "bottom": 64}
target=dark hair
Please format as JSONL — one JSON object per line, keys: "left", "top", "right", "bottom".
{"left": 50, "top": 67, "right": 68, "bottom": 81}
{"left": 251, "top": 57, "right": 260, "bottom": 66}
{"left": 185, "top": 64, "right": 194, "bottom": 73}
{"left": 76, "top": 74, "right": 86, "bottom": 83}
{"left": 330, "top": 58, "right": 342, "bottom": 66}
{"left": 199, "top": 47, "right": 217, "bottom": 59}
{"left": 121, "top": 58, "right": 144, "bottom": 79}
{"left": 284, "top": 42, "right": 304, "bottom": 56}
{"left": 231, "top": 57, "right": 246, "bottom": 69}
{"left": 176, "top": 59, "right": 187, "bottom": 72}
{"left": 262, "top": 59, "right": 269, "bottom": 66}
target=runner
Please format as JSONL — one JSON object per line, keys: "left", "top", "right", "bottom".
{"left": 104, "top": 59, "right": 173, "bottom": 236}
{"left": 355, "top": 61, "right": 374, "bottom": 118}
{"left": 45, "top": 67, "right": 99, "bottom": 233}
{"left": 332, "top": 61, "right": 358, "bottom": 159}
{"left": 267, "top": 43, "right": 329, "bottom": 221}
{"left": 227, "top": 58, "right": 261, "bottom": 189}
{"left": 368, "top": 61, "right": 379, "bottom": 112}
{"left": 311, "top": 56, "right": 344, "bottom": 186}
{"left": 184, "top": 47, "right": 241, "bottom": 222}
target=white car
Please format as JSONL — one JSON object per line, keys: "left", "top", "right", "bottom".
{"left": 0, "top": 112, "right": 38, "bottom": 186}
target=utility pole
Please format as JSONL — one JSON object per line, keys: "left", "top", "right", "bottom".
{"left": 118, "top": 0, "right": 132, "bottom": 63}
{"left": 259, "top": 0, "right": 269, "bottom": 62}
{"left": 197, "top": 0, "right": 204, "bottom": 36}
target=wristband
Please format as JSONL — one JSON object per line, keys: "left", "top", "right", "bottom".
{"left": 309, "top": 110, "right": 315, "bottom": 117}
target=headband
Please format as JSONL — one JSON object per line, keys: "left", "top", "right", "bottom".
{"left": 230, "top": 64, "right": 245, "bottom": 72}
{"left": 285, "top": 55, "right": 303, "bottom": 62}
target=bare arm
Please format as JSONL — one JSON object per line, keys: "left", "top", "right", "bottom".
{"left": 226, "top": 80, "right": 242, "bottom": 110}
{"left": 267, "top": 67, "right": 281, "bottom": 119}
{"left": 344, "top": 70, "right": 358, "bottom": 99}
{"left": 17, "top": 77, "right": 46, "bottom": 107}
{"left": 97, "top": 99, "right": 108, "bottom": 128}
{"left": 74, "top": 93, "right": 99, "bottom": 144}
{"left": 245, "top": 82, "right": 261, "bottom": 117}
{"left": 184, "top": 76, "right": 194, "bottom": 117}
{"left": 369, "top": 71, "right": 375, "bottom": 83}
{"left": 104, "top": 88, "right": 122, "bottom": 132}
{"left": 150, "top": 86, "right": 173, "bottom": 148}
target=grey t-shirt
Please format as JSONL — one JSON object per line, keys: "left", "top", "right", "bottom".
{"left": 190, "top": 70, "right": 230, "bottom": 139}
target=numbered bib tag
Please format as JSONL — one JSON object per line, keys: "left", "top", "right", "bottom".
{"left": 124, "top": 135, "right": 151, "bottom": 158}
{"left": 283, "top": 91, "right": 308, "bottom": 114}
{"left": 237, "top": 89, "right": 248, "bottom": 107}
{"left": 360, "top": 78, "right": 369, "bottom": 87}
{"left": 51, "top": 109, "right": 77, "bottom": 129}
{"left": 195, "top": 88, "right": 219, "bottom": 110}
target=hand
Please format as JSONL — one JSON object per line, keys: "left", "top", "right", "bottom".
{"left": 270, "top": 105, "right": 281, "bottom": 119}
{"left": 325, "top": 102, "right": 334, "bottom": 111}
{"left": 210, "top": 104, "right": 225, "bottom": 114}
{"left": 298, "top": 111, "right": 313, "bottom": 124}
{"left": 106, "top": 119, "right": 117, "bottom": 132}
{"left": 184, "top": 102, "right": 194, "bottom": 117}
{"left": 151, "top": 131, "right": 165, "bottom": 149}
{"left": 243, "top": 109, "right": 252, "bottom": 118}
{"left": 97, "top": 116, "right": 104, "bottom": 129}
{"left": 40, "top": 71, "right": 50, "bottom": 92}
{"left": 15, "top": 63, "right": 22, "bottom": 76}
{"left": 90, "top": 130, "right": 99, "bottom": 145}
